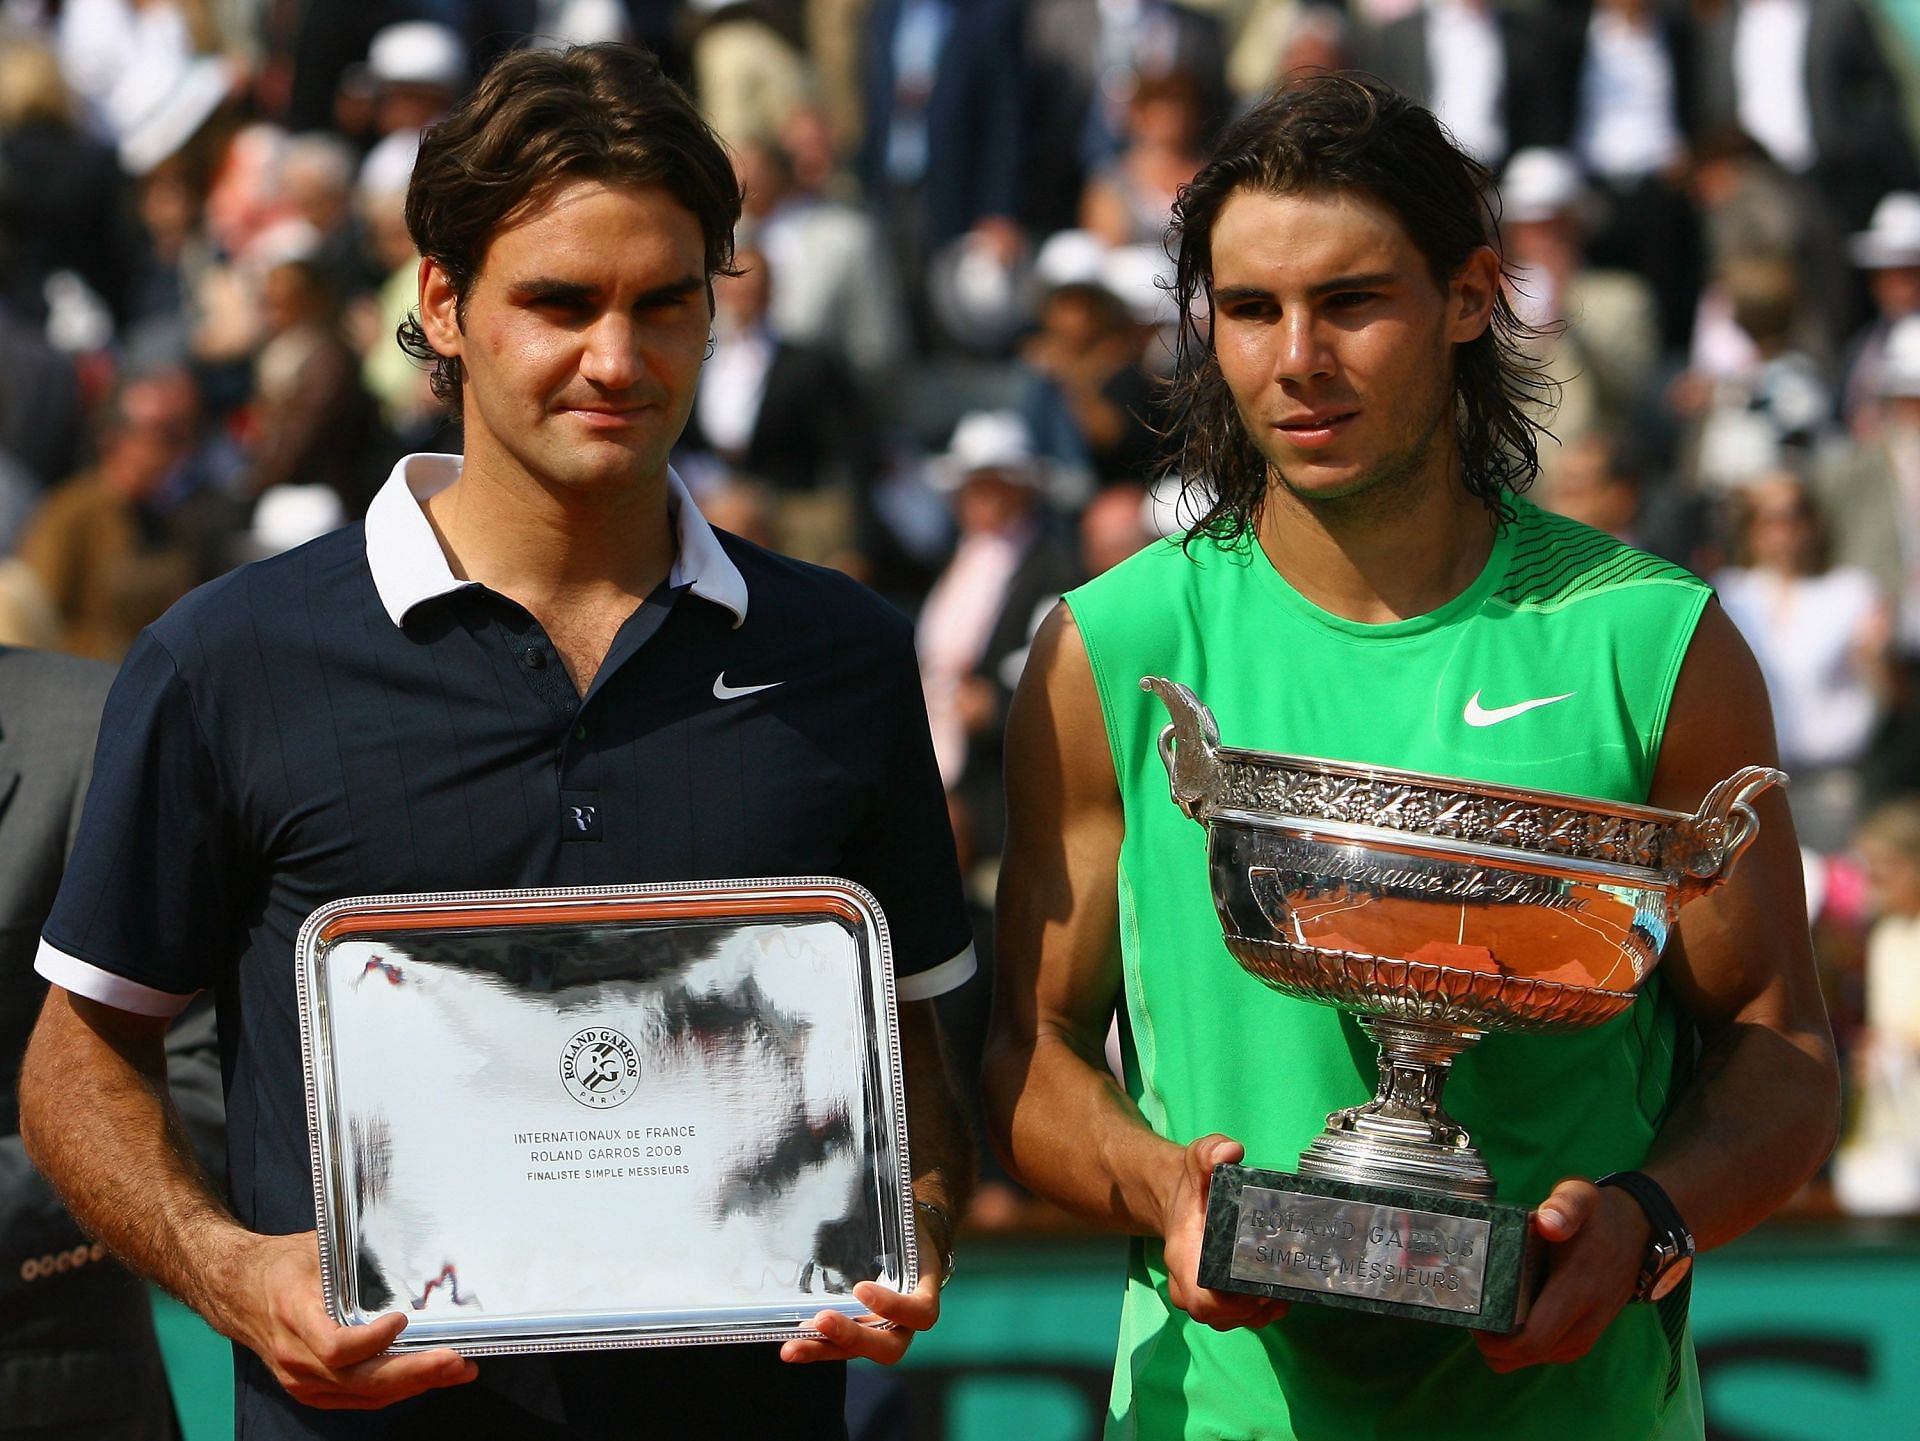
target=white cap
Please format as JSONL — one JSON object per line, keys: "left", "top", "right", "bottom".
{"left": 1500, "top": 147, "right": 1584, "bottom": 225}
{"left": 367, "top": 22, "right": 467, "bottom": 90}
{"left": 116, "top": 55, "right": 232, "bottom": 176}
{"left": 1103, "top": 243, "right": 1175, "bottom": 327}
{"left": 1880, "top": 315, "right": 1920, "bottom": 397}
{"left": 1850, "top": 192, "right": 1920, "bottom": 269}
{"left": 1035, "top": 228, "right": 1110, "bottom": 290}
{"left": 934, "top": 411, "right": 1040, "bottom": 489}
{"left": 356, "top": 128, "right": 421, "bottom": 202}
{"left": 249, "top": 484, "right": 347, "bottom": 558}
{"left": 926, "top": 232, "right": 1036, "bottom": 354}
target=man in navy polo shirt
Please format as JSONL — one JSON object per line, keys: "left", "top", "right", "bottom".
{"left": 19, "top": 44, "right": 976, "bottom": 1439}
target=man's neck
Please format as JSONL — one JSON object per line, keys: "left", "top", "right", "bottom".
{"left": 422, "top": 453, "right": 677, "bottom": 622}
{"left": 1255, "top": 471, "right": 1501, "bottom": 625}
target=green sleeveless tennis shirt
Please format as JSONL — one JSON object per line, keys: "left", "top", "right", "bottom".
{"left": 1065, "top": 499, "right": 1712, "bottom": 1441}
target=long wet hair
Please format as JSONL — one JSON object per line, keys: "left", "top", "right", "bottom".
{"left": 1165, "top": 73, "right": 1550, "bottom": 541}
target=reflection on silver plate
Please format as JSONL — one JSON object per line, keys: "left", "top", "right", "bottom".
{"left": 295, "top": 878, "right": 916, "bottom": 1356}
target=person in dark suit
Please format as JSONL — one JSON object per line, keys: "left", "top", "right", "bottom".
{"left": 1357, "top": 0, "right": 1558, "bottom": 169}
{"left": 1695, "top": 0, "right": 1920, "bottom": 231}
{"left": 0, "top": 647, "right": 171, "bottom": 1440}
{"left": 1527, "top": 0, "right": 1704, "bottom": 353}
{"left": 680, "top": 246, "right": 881, "bottom": 568}
{"left": 858, "top": 0, "right": 1028, "bottom": 344}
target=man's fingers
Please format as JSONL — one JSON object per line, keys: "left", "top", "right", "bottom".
{"left": 276, "top": 1350, "right": 479, "bottom": 1409}
{"left": 1178, "top": 1282, "right": 1287, "bottom": 1332}
{"left": 302, "top": 1310, "right": 409, "bottom": 1370}
{"left": 781, "top": 1308, "right": 911, "bottom": 1366}
{"left": 1534, "top": 1178, "right": 1600, "bottom": 1244}
{"left": 1189, "top": 1133, "right": 1245, "bottom": 1179}
{"left": 849, "top": 1279, "right": 940, "bottom": 1333}
{"left": 338, "top": 1346, "right": 480, "bottom": 1397}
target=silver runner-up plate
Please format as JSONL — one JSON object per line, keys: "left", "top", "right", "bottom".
{"left": 295, "top": 879, "right": 918, "bottom": 1356}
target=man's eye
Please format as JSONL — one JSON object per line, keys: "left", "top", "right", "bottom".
{"left": 1327, "top": 292, "right": 1376, "bottom": 309}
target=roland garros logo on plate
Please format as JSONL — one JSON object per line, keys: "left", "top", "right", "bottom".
{"left": 559, "top": 1027, "right": 642, "bottom": 1109}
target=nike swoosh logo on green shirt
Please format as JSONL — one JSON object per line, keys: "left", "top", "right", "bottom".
{"left": 1463, "top": 689, "right": 1576, "bottom": 727}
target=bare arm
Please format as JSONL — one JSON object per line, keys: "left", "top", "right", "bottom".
{"left": 982, "top": 604, "right": 1282, "bottom": 1328}
{"left": 1635, "top": 602, "right": 1839, "bottom": 1239}
{"left": 20, "top": 986, "right": 477, "bottom": 1407}
{"left": 783, "top": 998, "right": 976, "bottom": 1363}
{"left": 1480, "top": 601, "right": 1840, "bottom": 1368}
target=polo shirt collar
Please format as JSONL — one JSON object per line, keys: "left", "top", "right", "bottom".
{"left": 364, "top": 452, "right": 749, "bottom": 629}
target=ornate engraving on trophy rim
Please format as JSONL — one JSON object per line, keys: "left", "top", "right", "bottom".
{"left": 1215, "top": 761, "right": 1679, "bottom": 870}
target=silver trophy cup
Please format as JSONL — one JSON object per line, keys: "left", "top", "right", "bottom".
{"left": 1144, "top": 677, "right": 1783, "bottom": 1330}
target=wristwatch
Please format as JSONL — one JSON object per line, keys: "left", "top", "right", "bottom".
{"left": 1595, "top": 1170, "right": 1695, "bottom": 1302}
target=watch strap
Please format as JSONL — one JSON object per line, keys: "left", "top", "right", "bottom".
{"left": 1595, "top": 1170, "right": 1695, "bottom": 1300}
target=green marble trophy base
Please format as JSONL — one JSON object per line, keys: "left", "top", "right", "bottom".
{"left": 1197, "top": 1164, "right": 1543, "bottom": 1333}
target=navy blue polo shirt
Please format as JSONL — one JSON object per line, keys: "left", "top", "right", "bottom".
{"left": 38, "top": 454, "right": 974, "bottom": 1439}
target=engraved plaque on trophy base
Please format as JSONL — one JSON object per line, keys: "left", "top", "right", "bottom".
{"left": 1197, "top": 1165, "right": 1542, "bottom": 1333}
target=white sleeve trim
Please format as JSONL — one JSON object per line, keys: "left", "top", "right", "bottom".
{"left": 895, "top": 942, "right": 977, "bottom": 1003}
{"left": 35, "top": 938, "right": 197, "bottom": 1018}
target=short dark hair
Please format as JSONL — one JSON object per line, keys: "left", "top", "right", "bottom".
{"left": 1164, "top": 72, "right": 1549, "bottom": 540}
{"left": 396, "top": 42, "right": 741, "bottom": 414}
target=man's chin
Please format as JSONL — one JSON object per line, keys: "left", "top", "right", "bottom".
{"left": 1272, "top": 461, "right": 1375, "bottom": 504}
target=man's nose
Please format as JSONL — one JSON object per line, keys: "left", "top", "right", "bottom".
{"left": 580, "top": 313, "right": 642, "bottom": 389}
{"left": 1274, "top": 310, "right": 1334, "bottom": 384}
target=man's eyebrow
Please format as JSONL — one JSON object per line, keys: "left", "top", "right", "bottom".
{"left": 507, "top": 275, "right": 706, "bottom": 305}
{"left": 1212, "top": 273, "right": 1399, "bottom": 307}
{"left": 631, "top": 274, "right": 707, "bottom": 306}
{"left": 1212, "top": 284, "right": 1275, "bottom": 306}
{"left": 508, "top": 278, "right": 596, "bottom": 302}
{"left": 1306, "top": 272, "right": 1396, "bottom": 299}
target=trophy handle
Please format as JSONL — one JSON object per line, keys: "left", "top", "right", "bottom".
{"left": 1142, "top": 677, "right": 1222, "bottom": 820}
{"left": 1671, "top": 764, "right": 1788, "bottom": 901}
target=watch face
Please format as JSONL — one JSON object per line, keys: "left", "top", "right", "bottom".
{"left": 1647, "top": 1251, "right": 1693, "bottom": 1302}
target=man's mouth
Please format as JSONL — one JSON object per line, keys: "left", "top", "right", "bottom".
{"left": 562, "top": 403, "right": 653, "bottom": 427}
{"left": 1273, "top": 412, "right": 1358, "bottom": 448}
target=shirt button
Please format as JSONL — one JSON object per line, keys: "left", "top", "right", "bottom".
{"left": 523, "top": 647, "right": 546, "bottom": 670}
{"left": 574, "top": 723, "right": 588, "bottom": 741}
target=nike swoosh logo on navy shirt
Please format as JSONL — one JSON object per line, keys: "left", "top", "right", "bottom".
{"left": 1463, "top": 689, "right": 1575, "bottom": 727}
{"left": 714, "top": 672, "right": 784, "bottom": 701}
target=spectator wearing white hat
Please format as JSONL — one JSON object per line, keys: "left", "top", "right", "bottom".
{"left": 354, "top": 21, "right": 466, "bottom": 204}
{"left": 1018, "top": 235, "right": 1170, "bottom": 493}
{"left": 1842, "top": 192, "right": 1920, "bottom": 437}
{"left": 917, "top": 411, "right": 1080, "bottom": 866}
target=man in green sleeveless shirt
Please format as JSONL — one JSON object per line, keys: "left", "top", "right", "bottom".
{"left": 983, "top": 76, "right": 1839, "bottom": 1440}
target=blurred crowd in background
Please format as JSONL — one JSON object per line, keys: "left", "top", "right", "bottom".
{"left": 3, "top": 0, "right": 1920, "bottom": 1222}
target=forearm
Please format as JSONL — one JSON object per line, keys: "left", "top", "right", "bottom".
{"left": 20, "top": 988, "right": 261, "bottom": 1333}
{"left": 1642, "top": 1015, "right": 1839, "bottom": 1252}
{"left": 983, "top": 1022, "right": 1181, "bottom": 1237}
{"left": 899, "top": 1001, "right": 976, "bottom": 1241}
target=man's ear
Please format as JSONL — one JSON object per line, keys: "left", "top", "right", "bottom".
{"left": 418, "top": 257, "right": 463, "bottom": 358}
{"left": 1448, "top": 245, "right": 1501, "bottom": 344}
